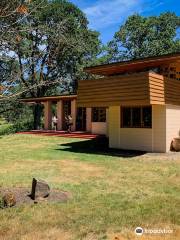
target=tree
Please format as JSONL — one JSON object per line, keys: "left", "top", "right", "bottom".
{"left": 0, "top": 0, "right": 101, "bottom": 129}
{"left": 107, "top": 12, "right": 180, "bottom": 61}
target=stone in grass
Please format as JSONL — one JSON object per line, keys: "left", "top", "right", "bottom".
{"left": 2, "top": 192, "right": 16, "bottom": 208}
{"left": 30, "top": 178, "right": 50, "bottom": 200}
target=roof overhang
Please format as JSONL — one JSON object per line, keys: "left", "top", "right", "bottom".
{"left": 20, "top": 94, "right": 77, "bottom": 103}
{"left": 84, "top": 52, "right": 180, "bottom": 76}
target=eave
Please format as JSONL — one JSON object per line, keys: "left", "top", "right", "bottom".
{"left": 20, "top": 94, "right": 77, "bottom": 103}
{"left": 84, "top": 52, "right": 180, "bottom": 76}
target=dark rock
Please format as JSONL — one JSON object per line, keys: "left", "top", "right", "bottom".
{"left": 30, "top": 178, "right": 50, "bottom": 200}
{"left": 3, "top": 192, "right": 16, "bottom": 207}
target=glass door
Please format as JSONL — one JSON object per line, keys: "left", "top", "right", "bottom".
{"left": 63, "top": 100, "right": 71, "bottom": 130}
{"left": 76, "top": 107, "right": 86, "bottom": 131}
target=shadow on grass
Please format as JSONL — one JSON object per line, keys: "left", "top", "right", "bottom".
{"left": 56, "top": 137, "right": 146, "bottom": 158}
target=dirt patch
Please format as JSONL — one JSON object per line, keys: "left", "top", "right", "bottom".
{"left": 19, "top": 228, "right": 72, "bottom": 240}
{"left": 0, "top": 187, "right": 71, "bottom": 207}
{"left": 0, "top": 227, "right": 72, "bottom": 240}
{"left": 140, "top": 152, "right": 180, "bottom": 161}
{"left": 108, "top": 232, "right": 179, "bottom": 240}
{"left": 61, "top": 159, "right": 104, "bottom": 174}
{"left": 51, "top": 159, "right": 105, "bottom": 184}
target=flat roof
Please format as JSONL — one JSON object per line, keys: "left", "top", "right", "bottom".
{"left": 20, "top": 94, "right": 77, "bottom": 103}
{"left": 84, "top": 52, "right": 180, "bottom": 76}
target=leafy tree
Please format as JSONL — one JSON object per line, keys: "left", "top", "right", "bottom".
{"left": 107, "top": 12, "right": 180, "bottom": 61}
{"left": 0, "top": 0, "right": 101, "bottom": 129}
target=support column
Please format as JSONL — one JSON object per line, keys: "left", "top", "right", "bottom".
{"left": 44, "top": 101, "right": 52, "bottom": 130}
{"left": 86, "top": 108, "right": 92, "bottom": 132}
{"left": 57, "top": 100, "right": 63, "bottom": 131}
{"left": 71, "top": 99, "right": 77, "bottom": 131}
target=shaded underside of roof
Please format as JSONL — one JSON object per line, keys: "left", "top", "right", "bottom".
{"left": 20, "top": 94, "right": 77, "bottom": 103}
{"left": 84, "top": 52, "right": 180, "bottom": 76}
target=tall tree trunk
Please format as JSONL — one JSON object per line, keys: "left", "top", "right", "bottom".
{"left": 33, "top": 103, "right": 43, "bottom": 130}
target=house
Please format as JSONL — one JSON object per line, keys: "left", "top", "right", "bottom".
{"left": 78, "top": 52, "right": 180, "bottom": 152}
{"left": 22, "top": 53, "right": 180, "bottom": 152}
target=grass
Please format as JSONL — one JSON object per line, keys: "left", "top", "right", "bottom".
{"left": 0, "top": 134, "right": 180, "bottom": 240}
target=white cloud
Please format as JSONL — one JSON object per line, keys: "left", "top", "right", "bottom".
{"left": 84, "top": 0, "right": 144, "bottom": 29}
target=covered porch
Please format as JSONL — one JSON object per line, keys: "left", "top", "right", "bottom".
{"left": 21, "top": 95, "right": 92, "bottom": 132}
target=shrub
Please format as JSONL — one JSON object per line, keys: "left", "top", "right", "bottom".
{"left": 0, "top": 120, "right": 33, "bottom": 136}
{"left": 0, "top": 118, "right": 7, "bottom": 125}
{"left": 0, "top": 123, "right": 15, "bottom": 135}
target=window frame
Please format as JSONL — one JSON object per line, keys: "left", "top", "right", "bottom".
{"left": 92, "top": 107, "right": 106, "bottom": 122}
{"left": 121, "top": 106, "right": 152, "bottom": 128}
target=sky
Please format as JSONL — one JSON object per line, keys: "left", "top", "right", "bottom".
{"left": 71, "top": 0, "right": 180, "bottom": 43}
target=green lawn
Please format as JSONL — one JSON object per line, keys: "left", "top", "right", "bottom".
{"left": 0, "top": 134, "right": 180, "bottom": 240}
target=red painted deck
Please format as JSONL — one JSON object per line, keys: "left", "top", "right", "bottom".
{"left": 16, "top": 130, "right": 100, "bottom": 139}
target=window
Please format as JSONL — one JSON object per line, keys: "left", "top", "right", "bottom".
{"left": 132, "top": 107, "right": 141, "bottom": 127}
{"left": 142, "top": 107, "right": 152, "bottom": 127}
{"left": 122, "top": 107, "right": 131, "bottom": 127}
{"left": 170, "top": 74, "right": 176, "bottom": 79}
{"left": 170, "top": 67, "right": 176, "bottom": 71}
{"left": 92, "top": 107, "right": 106, "bottom": 122}
{"left": 121, "top": 106, "right": 152, "bottom": 128}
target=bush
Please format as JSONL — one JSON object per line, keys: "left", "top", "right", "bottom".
{"left": 0, "top": 120, "right": 33, "bottom": 136}
{"left": 0, "top": 123, "right": 14, "bottom": 135}
{"left": 0, "top": 118, "right": 7, "bottom": 125}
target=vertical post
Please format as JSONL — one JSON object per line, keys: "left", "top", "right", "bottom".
{"left": 86, "top": 108, "right": 92, "bottom": 132}
{"left": 71, "top": 99, "right": 76, "bottom": 131}
{"left": 57, "top": 100, "right": 63, "bottom": 131}
{"left": 106, "top": 108, "right": 109, "bottom": 137}
{"left": 44, "top": 101, "right": 52, "bottom": 130}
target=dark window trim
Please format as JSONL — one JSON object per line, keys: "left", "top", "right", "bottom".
{"left": 121, "top": 106, "right": 152, "bottom": 128}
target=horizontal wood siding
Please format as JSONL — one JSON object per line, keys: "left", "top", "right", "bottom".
{"left": 164, "top": 78, "right": 180, "bottom": 105}
{"left": 77, "top": 72, "right": 150, "bottom": 107}
{"left": 78, "top": 71, "right": 180, "bottom": 107}
{"left": 145, "top": 70, "right": 180, "bottom": 105}
{"left": 149, "top": 72, "right": 165, "bottom": 105}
